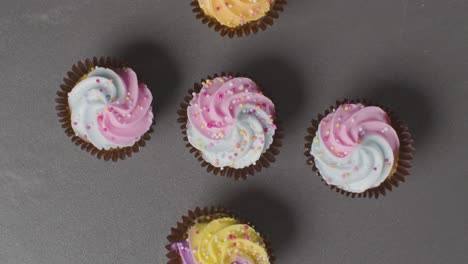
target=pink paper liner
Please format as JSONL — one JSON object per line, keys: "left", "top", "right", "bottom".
{"left": 55, "top": 56, "right": 155, "bottom": 162}
{"left": 304, "top": 99, "right": 415, "bottom": 198}
{"left": 166, "top": 207, "right": 275, "bottom": 264}
{"left": 177, "top": 72, "right": 283, "bottom": 180}
{"left": 190, "top": 0, "right": 287, "bottom": 38}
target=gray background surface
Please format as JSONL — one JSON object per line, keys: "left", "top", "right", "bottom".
{"left": 1, "top": 0, "right": 468, "bottom": 263}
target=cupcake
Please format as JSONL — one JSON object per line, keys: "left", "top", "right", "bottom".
{"left": 56, "top": 57, "right": 154, "bottom": 161}
{"left": 177, "top": 73, "right": 282, "bottom": 180}
{"left": 166, "top": 207, "right": 274, "bottom": 264}
{"left": 191, "top": 0, "right": 287, "bottom": 38}
{"left": 304, "top": 99, "right": 414, "bottom": 198}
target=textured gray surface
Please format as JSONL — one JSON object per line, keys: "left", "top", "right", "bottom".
{"left": 1, "top": 0, "right": 468, "bottom": 263}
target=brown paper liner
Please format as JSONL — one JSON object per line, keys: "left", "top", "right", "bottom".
{"left": 177, "top": 72, "right": 283, "bottom": 180}
{"left": 190, "top": 0, "right": 287, "bottom": 38}
{"left": 304, "top": 99, "right": 415, "bottom": 199}
{"left": 55, "top": 56, "right": 155, "bottom": 162}
{"left": 166, "top": 207, "right": 275, "bottom": 264}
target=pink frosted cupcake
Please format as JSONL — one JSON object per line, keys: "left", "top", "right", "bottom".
{"left": 56, "top": 57, "right": 154, "bottom": 161}
{"left": 305, "top": 99, "right": 414, "bottom": 198}
{"left": 178, "top": 73, "right": 282, "bottom": 180}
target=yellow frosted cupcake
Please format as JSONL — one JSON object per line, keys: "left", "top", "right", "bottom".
{"left": 167, "top": 207, "right": 274, "bottom": 264}
{"left": 191, "top": 0, "right": 287, "bottom": 37}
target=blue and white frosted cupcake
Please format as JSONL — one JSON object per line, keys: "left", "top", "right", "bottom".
{"left": 56, "top": 57, "right": 154, "bottom": 161}
{"left": 178, "top": 73, "right": 282, "bottom": 180}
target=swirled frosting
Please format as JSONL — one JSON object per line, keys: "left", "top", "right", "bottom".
{"left": 173, "top": 217, "right": 270, "bottom": 264}
{"left": 311, "top": 104, "right": 400, "bottom": 193}
{"left": 198, "top": 0, "right": 273, "bottom": 27}
{"left": 68, "top": 67, "right": 153, "bottom": 150}
{"left": 186, "top": 76, "right": 276, "bottom": 169}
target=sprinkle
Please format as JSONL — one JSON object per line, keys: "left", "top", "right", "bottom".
{"left": 96, "top": 79, "right": 100, "bottom": 83}
{"left": 86, "top": 125, "right": 91, "bottom": 130}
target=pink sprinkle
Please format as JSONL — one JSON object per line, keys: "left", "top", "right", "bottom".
{"left": 73, "top": 122, "right": 78, "bottom": 126}
{"left": 96, "top": 79, "right": 100, "bottom": 83}
{"left": 234, "top": 153, "right": 238, "bottom": 157}
{"left": 216, "top": 6, "right": 221, "bottom": 11}
{"left": 264, "top": 128, "right": 269, "bottom": 132}
{"left": 86, "top": 125, "right": 91, "bottom": 130}
{"left": 384, "top": 158, "right": 389, "bottom": 162}
{"left": 262, "top": 103, "right": 267, "bottom": 108}
{"left": 243, "top": 225, "right": 249, "bottom": 230}
{"left": 244, "top": 235, "right": 250, "bottom": 240}
{"left": 217, "top": 93, "right": 224, "bottom": 99}
{"left": 98, "top": 115, "right": 104, "bottom": 121}
{"left": 373, "top": 167, "right": 377, "bottom": 171}
{"left": 83, "top": 134, "right": 88, "bottom": 139}
{"left": 243, "top": 84, "right": 249, "bottom": 88}
{"left": 203, "top": 92, "right": 208, "bottom": 97}
{"left": 354, "top": 166, "right": 359, "bottom": 171}
{"left": 232, "top": 242, "right": 237, "bottom": 247}
{"left": 103, "top": 128, "right": 108, "bottom": 132}
{"left": 207, "top": 122, "right": 214, "bottom": 128}
{"left": 99, "top": 88, "right": 103, "bottom": 92}
{"left": 228, "top": 234, "right": 236, "bottom": 239}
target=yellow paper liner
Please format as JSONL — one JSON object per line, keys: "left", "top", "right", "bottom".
{"left": 304, "top": 99, "right": 415, "bottom": 198}
{"left": 177, "top": 72, "right": 283, "bottom": 180}
{"left": 55, "top": 56, "right": 155, "bottom": 162}
{"left": 166, "top": 207, "right": 275, "bottom": 264}
{"left": 190, "top": 0, "right": 287, "bottom": 38}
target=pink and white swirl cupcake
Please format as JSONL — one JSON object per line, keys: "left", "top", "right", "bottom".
{"left": 304, "top": 99, "right": 414, "bottom": 198}
{"left": 178, "top": 73, "right": 282, "bottom": 180}
{"left": 56, "top": 57, "right": 154, "bottom": 161}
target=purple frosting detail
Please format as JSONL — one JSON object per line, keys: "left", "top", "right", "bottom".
{"left": 172, "top": 241, "right": 196, "bottom": 264}
{"left": 232, "top": 256, "right": 253, "bottom": 264}
{"left": 173, "top": 241, "right": 254, "bottom": 264}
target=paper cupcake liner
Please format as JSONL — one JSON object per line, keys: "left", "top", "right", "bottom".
{"left": 304, "top": 99, "right": 415, "bottom": 198}
{"left": 55, "top": 56, "right": 155, "bottom": 162}
{"left": 166, "top": 207, "right": 275, "bottom": 264}
{"left": 190, "top": 0, "right": 287, "bottom": 38}
{"left": 177, "top": 72, "right": 283, "bottom": 180}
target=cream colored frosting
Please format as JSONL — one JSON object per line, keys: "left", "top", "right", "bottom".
{"left": 198, "top": 0, "right": 273, "bottom": 27}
